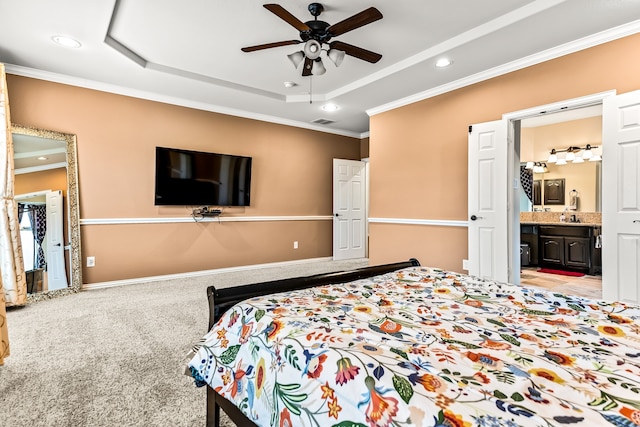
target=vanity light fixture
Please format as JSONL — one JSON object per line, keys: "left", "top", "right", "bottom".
{"left": 52, "top": 35, "right": 82, "bottom": 48}
{"left": 547, "top": 144, "right": 601, "bottom": 165}
{"left": 532, "top": 162, "right": 547, "bottom": 173}
{"left": 565, "top": 148, "right": 575, "bottom": 162}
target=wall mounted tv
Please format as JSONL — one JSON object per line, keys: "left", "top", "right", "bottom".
{"left": 154, "top": 147, "right": 252, "bottom": 206}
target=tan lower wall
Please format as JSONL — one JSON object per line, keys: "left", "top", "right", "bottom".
{"left": 81, "top": 220, "right": 331, "bottom": 283}
{"left": 369, "top": 224, "right": 467, "bottom": 272}
{"left": 369, "top": 33, "right": 640, "bottom": 271}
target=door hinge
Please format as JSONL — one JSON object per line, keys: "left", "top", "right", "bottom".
{"left": 468, "top": 125, "right": 473, "bottom": 133}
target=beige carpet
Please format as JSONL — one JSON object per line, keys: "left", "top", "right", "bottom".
{"left": 1, "top": 258, "right": 368, "bottom": 427}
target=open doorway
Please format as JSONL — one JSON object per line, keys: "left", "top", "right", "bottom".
{"left": 471, "top": 90, "right": 639, "bottom": 303}
{"left": 515, "top": 106, "right": 603, "bottom": 297}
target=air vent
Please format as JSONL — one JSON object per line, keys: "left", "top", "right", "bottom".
{"left": 311, "top": 118, "right": 335, "bottom": 125}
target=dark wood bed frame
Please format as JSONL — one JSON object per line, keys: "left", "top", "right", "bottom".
{"left": 204, "top": 258, "right": 421, "bottom": 427}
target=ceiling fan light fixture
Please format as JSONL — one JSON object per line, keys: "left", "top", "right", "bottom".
{"left": 304, "top": 40, "right": 322, "bottom": 60}
{"left": 287, "top": 51, "right": 305, "bottom": 68}
{"left": 311, "top": 58, "right": 326, "bottom": 75}
{"left": 328, "top": 49, "right": 345, "bottom": 67}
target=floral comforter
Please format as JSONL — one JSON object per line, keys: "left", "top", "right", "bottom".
{"left": 187, "top": 267, "right": 640, "bottom": 427}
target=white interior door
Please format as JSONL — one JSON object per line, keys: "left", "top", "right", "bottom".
{"left": 602, "top": 90, "right": 640, "bottom": 303}
{"left": 468, "top": 121, "right": 509, "bottom": 282}
{"left": 333, "top": 159, "right": 366, "bottom": 260}
{"left": 46, "top": 190, "right": 68, "bottom": 290}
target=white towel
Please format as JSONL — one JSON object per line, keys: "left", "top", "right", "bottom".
{"left": 568, "top": 190, "right": 578, "bottom": 211}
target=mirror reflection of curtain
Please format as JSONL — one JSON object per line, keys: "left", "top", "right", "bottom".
{"left": 520, "top": 166, "right": 533, "bottom": 203}
{"left": 27, "top": 205, "right": 46, "bottom": 269}
{"left": 1, "top": 63, "right": 28, "bottom": 365}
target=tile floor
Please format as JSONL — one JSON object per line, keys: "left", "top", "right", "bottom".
{"left": 520, "top": 267, "right": 602, "bottom": 299}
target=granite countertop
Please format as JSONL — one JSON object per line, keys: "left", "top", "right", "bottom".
{"left": 521, "top": 221, "right": 601, "bottom": 227}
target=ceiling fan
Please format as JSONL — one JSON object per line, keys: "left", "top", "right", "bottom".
{"left": 241, "top": 3, "right": 383, "bottom": 76}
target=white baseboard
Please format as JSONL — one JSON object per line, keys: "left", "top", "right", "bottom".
{"left": 81, "top": 257, "right": 335, "bottom": 291}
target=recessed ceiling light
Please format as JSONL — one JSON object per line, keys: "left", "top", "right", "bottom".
{"left": 321, "top": 103, "right": 340, "bottom": 112}
{"left": 283, "top": 81, "right": 297, "bottom": 88}
{"left": 52, "top": 35, "right": 82, "bottom": 48}
{"left": 435, "top": 58, "right": 452, "bottom": 68}
{"left": 37, "top": 156, "right": 48, "bottom": 161}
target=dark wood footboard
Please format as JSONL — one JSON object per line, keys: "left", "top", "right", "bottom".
{"left": 204, "top": 258, "right": 420, "bottom": 427}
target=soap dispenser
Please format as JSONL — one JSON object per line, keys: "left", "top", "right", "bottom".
{"left": 559, "top": 210, "right": 566, "bottom": 222}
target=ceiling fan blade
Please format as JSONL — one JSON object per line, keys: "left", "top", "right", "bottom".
{"left": 327, "top": 7, "right": 383, "bottom": 37}
{"left": 264, "top": 4, "right": 311, "bottom": 32}
{"left": 241, "top": 40, "right": 301, "bottom": 52}
{"left": 302, "top": 57, "right": 313, "bottom": 76}
{"left": 330, "top": 41, "right": 382, "bottom": 63}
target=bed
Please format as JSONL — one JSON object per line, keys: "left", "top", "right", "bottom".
{"left": 186, "top": 259, "right": 640, "bottom": 427}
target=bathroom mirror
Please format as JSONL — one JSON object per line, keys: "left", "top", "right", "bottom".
{"left": 12, "top": 124, "right": 82, "bottom": 300}
{"left": 522, "top": 162, "right": 601, "bottom": 212}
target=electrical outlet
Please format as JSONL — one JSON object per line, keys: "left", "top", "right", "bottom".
{"left": 293, "top": 241, "right": 299, "bottom": 249}
{"left": 87, "top": 256, "right": 95, "bottom": 267}
{"left": 462, "top": 259, "right": 469, "bottom": 270}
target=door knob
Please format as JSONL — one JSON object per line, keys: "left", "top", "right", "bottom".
{"left": 335, "top": 213, "right": 340, "bottom": 217}
{"left": 470, "top": 215, "right": 483, "bottom": 221}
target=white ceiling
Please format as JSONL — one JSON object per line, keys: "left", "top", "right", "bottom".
{"left": 2, "top": 0, "right": 640, "bottom": 138}
{"left": 12, "top": 133, "right": 66, "bottom": 173}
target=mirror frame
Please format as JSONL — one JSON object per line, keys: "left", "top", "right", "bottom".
{"left": 11, "top": 124, "right": 82, "bottom": 300}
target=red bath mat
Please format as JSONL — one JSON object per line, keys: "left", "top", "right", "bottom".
{"left": 537, "top": 268, "right": 584, "bottom": 277}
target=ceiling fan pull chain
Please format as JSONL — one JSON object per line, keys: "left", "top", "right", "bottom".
{"left": 309, "top": 76, "right": 313, "bottom": 104}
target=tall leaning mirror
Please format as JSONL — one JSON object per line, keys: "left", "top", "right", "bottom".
{"left": 11, "top": 124, "right": 82, "bottom": 300}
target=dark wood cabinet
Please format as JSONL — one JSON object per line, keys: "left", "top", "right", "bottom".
{"left": 537, "top": 225, "right": 599, "bottom": 274}
{"left": 543, "top": 179, "right": 565, "bottom": 205}
{"left": 533, "top": 180, "right": 541, "bottom": 206}
{"left": 565, "top": 237, "right": 590, "bottom": 269}
{"left": 541, "top": 236, "right": 564, "bottom": 265}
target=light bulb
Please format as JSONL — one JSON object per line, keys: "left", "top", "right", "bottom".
{"left": 287, "top": 51, "right": 304, "bottom": 68}
{"left": 328, "top": 49, "right": 345, "bottom": 67}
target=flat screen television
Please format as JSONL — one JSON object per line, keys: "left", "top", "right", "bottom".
{"left": 154, "top": 146, "right": 252, "bottom": 206}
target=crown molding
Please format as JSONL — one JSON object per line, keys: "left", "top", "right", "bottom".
{"left": 15, "top": 163, "right": 66, "bottom": 175}
{"left": 367, "top": 19, "right": 640, "bottom": 117}
{"left": 4, "top": 64, "right": 362, "bottom": 139}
